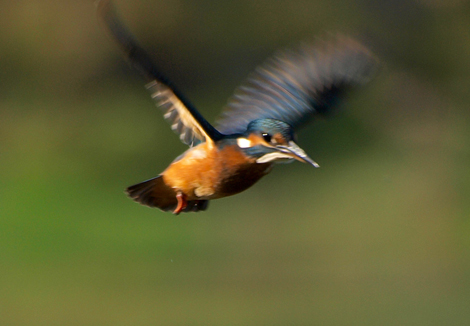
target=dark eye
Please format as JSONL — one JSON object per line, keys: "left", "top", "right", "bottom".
{"left": 262, "top": 133, "right": 272, "bottom": 143}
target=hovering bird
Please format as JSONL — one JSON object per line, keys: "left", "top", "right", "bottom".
{"left": 97, "top": 0, "right": 377, "bottom": 214}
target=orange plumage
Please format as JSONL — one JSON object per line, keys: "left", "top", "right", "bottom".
{"left": 127, "top": 140, "right": 272, "bottom": 213}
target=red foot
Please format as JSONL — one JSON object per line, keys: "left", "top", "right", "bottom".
{"left": 173, "top": 191, "right": 187, "bottom": 215}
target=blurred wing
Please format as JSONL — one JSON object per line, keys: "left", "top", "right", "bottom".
{"left": 97, "top": 0, "right": 222, "bottom": 146}
{"left": 216, "top": 36, "right": 378, "bottom": 134}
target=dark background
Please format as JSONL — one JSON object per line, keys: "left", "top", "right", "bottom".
{"left": 1, "top": 0, "right": 469, "bottom": 325}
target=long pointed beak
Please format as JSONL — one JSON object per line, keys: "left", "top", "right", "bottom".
{"left": 277, "top": 141, "right": 320, "bottom": 167}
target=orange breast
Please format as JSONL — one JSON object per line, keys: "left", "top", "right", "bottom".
{"left": 162, "top": 143, "right": 272, "bottom": 200}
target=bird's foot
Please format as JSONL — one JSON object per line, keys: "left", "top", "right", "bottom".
{"left": 173, "top": 191, "right": 187, "bottom": 215}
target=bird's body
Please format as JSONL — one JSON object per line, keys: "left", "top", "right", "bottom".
{"left": 126, "top": 127, "right": 292, "bottom": 213}
{"left": 97, "top": 0, "right": 377, "bottom": 214}
{"left": 162, "top": 140, "right": 271, "bottom": 200}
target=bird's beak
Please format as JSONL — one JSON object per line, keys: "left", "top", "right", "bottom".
{"left": 277, "top": 141, "right": 319, "bottom": 167}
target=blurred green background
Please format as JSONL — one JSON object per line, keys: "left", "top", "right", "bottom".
{"left": 1, "top": 0, "right": 470, "bottom": 325}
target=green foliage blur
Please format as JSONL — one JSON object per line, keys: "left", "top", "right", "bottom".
{"left": 1, "top": 0, "right": 470, "bottom": 325}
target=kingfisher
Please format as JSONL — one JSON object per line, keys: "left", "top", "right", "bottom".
{"left": 97, "top": 0, "right": 377, "bottom": 214}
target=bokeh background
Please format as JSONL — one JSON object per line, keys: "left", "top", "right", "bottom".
{"left": 1, "top": 0, "right": 470, "bottom": 325}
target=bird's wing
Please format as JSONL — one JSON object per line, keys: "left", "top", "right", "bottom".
{"left": 215, "top": 36, "right": 378, "bottom": 135}
{"left": 97, "top": 0, "right": 222, "bottom": 147}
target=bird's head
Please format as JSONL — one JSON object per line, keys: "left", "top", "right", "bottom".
{"left": 236, "top": 119, "right": 319, "bottom": 167}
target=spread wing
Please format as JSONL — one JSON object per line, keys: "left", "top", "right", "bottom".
{"left": 216, "top": 36, "right": 378, "bottom": 135}
{"left": 97, "top": 0, "right": 222, "bottom": 146}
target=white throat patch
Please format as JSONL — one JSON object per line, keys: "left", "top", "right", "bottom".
{"left": 256, "top": 152, "right": 294, "bottom": 164}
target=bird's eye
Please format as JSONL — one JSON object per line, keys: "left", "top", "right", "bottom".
{"left": 262, "top": 133, "right": 272, "bottom": 143}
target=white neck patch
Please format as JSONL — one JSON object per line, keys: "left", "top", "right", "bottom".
{"left": 237, "top": 137, "right": 252, "bottom": 148}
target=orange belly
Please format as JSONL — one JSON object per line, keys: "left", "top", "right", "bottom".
{"left": 162, "top": 143, "right": 272, "bottom": 200}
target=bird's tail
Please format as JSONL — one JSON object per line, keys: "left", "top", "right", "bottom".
{"left": 126, "top": 176, "right": 209, "bottom": 213}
